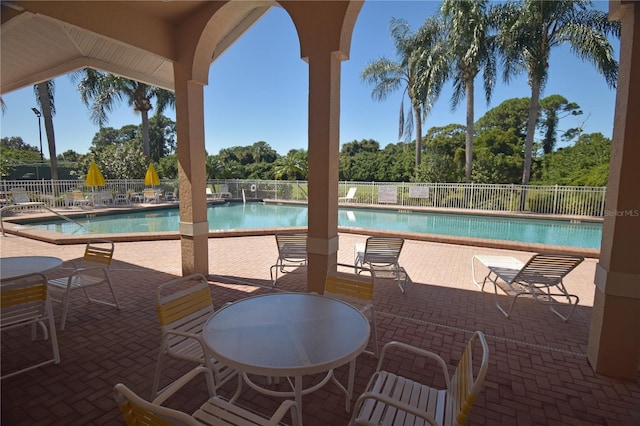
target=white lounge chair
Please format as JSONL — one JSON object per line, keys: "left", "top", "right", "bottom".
{"left": 477, "top": 252, "right": 584, "bottom": 321}
{"left": 338, "top": 187, "right": 358, "bottom": 203}
{"left": 9, "top": 189, "right": 45, "bottom": 209}
{"left": 355, "top": 236, "right": 408, "bottom": 293}
{"left": 218, "top": 184, "right": 232, "bottom": 198}
{"left": 270, "top": 233, "right": 307, "bottom": 287}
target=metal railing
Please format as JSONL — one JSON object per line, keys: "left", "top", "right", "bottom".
{"left": 0, "top": 179, "right": 607, "bottom": 217}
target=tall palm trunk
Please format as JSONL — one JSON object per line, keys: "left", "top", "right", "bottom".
{"left": 520, "top": 78, "right": 542, "bottom": 211}
{"left": 412, "top": 104, "right": 422, "bottom": 168}
{"left": 141, "top": 109, "right": 150, "bottom": 158}
{"left": 465, "top": 78, "right": 475, "bottom": 183}
{"left": 522, "top": 79, "right": 541, "bottom": 185}
{"left": 37, "top": 83, "right": 58, "bottom": 184}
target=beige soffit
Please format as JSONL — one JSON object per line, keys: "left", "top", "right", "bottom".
{"left": 1, "top": 1, "right": 272, "bottom": 94}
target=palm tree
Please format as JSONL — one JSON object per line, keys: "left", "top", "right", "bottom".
{"left": 492, "top": 0, "right": 619, "bottom": 186}
{"left": 34, "top": 80, "right": 59, "bottom": 182}
{"left": 362, "top": 17, "right": 448, "bottom": 169}
{"left": 73, "top": 69, "right": 175, "bottom": 159}
{"left": 274, "top": 150, "right": 307, "bottom": 180}
{"left": 441, "top": 0, "right": 496, "bottom": 183}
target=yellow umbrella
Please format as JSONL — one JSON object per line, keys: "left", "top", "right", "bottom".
{"left": 85, "top": 161, "right": 105, "bottom": 187}
{"left": 85, "top": 161, "right": 105, "bottom": 206}
{"left": 145, "top": 163, "right": 160, "bottom": 187}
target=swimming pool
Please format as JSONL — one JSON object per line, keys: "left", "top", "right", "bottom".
{"left": 22, "top": 202, "right": 602, "bottom": 249}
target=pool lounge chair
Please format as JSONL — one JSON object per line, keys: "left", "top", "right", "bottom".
{"left": 338, "top": 187, "right": 357, "bottom": 203}
{"left": 270, "top": 233, "right": 307, "bottom": 287}
{"left": 477, "top": 252, "right": 584, "bottom": 321}
{"left": 354, "top": 236, "right": 408, "bottom": 293}
{"left": 9, "top": 189, "right": 45, "bottom": 209}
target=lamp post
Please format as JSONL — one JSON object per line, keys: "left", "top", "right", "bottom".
{"left": 31, "top": 107, "right": 43, "bottom": 161}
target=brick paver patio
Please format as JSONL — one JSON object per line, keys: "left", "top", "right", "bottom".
{"left": 1, "top": 232, "right": 638, "bottom": 425}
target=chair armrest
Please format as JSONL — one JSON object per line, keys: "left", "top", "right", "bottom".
{"left": 352, "top": 392, "right": 439, "bottom": 426}
{"left": 377, "top": 341, "right": 451, "bottom": 390}
{"left": 262, "top": 399, "right": 299, "bottom": 426}
{"left": 152, "top": 365, "right": 210, "bottom": 405}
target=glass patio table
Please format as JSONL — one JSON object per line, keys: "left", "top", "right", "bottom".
{"left": 0, "top": 256, "right": 63, "bottom": 281}
{"left": 202, "top": 292, "right": 370, "bottom": 424}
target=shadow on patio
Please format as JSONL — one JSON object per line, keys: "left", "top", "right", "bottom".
{"left": 1, "top": 235, "right": 638, "bottom": 425}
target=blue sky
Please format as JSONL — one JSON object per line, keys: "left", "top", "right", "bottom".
{"left": 1, "top": 1, "right": 618, "bottom": 159}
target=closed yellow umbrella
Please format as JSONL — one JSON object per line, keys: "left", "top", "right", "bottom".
{"left": 85, "top": 161, "right": 105, "bottom": 206}
{"left": 85, "top": 161, "right": 105, "bottom": 188}
{"left": 145, "top": 163, "right": 160, "bottom": 187}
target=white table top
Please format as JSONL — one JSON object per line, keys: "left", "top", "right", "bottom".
{"left": 202, "top": 293, "right": 370, "bottom": 377}
{"left": 0, "top": 256, "right": 63, "bottom": 281}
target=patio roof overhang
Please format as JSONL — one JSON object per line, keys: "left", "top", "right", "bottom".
{"left": 0, "top": 0, "right": 270, "bottom": 93}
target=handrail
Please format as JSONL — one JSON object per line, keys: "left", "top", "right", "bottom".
{"left": 0, "top": 204, "right": 85, "bottom": 236}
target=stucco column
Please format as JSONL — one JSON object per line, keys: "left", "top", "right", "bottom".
{"left": 306, "top": 50, "right": 342, "bottom": 294}
{"left": 587, "top": 1, "right": 640, "bottom": 380}
{"left": 174, "top": 65, "right": 209, "bottom": 276}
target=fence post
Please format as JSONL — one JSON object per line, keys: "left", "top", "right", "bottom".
{"left": 553, "top": 185, "right": 558, "bottom": 215}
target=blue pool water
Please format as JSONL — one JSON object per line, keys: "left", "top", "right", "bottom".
{"left": 25, "top": 202, "right": 602, "bottom": 248}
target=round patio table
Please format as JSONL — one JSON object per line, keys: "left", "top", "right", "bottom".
{"left": 202, "top": 292, "right": 370, "bottom": 424}
{"left": 0, "top": 256, "right": 63, "bottom": 281}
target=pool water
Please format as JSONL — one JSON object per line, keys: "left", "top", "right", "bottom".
{"left": 26, "top": 202, "right": 602, "bottom": 248}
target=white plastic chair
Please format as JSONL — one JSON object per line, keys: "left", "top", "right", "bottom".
{"left": 143, "top": 189, "right": 159, "bottom": 203}
{"left": 152, "top": 274, "right": 237, "bottom": 399}
{"left": 47, "top": 239, "right": 120, "bottom": 330}
{"left": 116, "top": 366, "right": 300, "bottom": 426}
{"left": 1, "top": 273, "right": 61, "bottom": 379}
{"left": 270, "top": 233, "right": 307, "bottom": 287}
{"left": 351, "top": 331, "right": 489, "bottom": 426}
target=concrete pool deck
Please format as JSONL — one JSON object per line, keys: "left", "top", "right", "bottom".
{"left": 1, "top": 230, "right": 638, "bottom": 425}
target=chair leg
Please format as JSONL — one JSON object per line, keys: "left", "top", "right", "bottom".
{"left": 59, "top": 290, "right": 72, "bottom": 331}
{"left": 369, "top": 308, "right": 379, "bottom": 359}
{"left": 47, "top": 306, "right": 61, "bottom": 364}
{"left": 105, "top": 276, "right": 120, "bottom": 309}
{"left": 151, "top": 349, "right": 166, "bottom": 399}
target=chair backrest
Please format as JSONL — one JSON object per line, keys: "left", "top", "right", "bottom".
{"left": 83, "top": 240, "right": 114, "bottom": 267}
{"left": 363, "top": 236, "right": 404, "bottom": 267}
{"left": 10, "top": 190, "right": 30, "bottom": 204}
{"left": 0, "top": 273, "right": 49, "bottom": 329}
{"left": 448, "top": 331, "right": 489, "bottom": 426}
{"left": 324, "top": 263, "right": 374, "bottom": 305}
{"left": 345, "top": 187, "right": 357, "bottom": 198}
{"left": 275, "top": 233, "right": 307, "bottom": 261}
{"left": 156, "top": 274, "right": 213, "bottom": 336}
{"left": 514, "top": 253, "right": 584, "bottom": 286}
{"left": 114, "top": 383, "right": 200, "bottom": 426}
